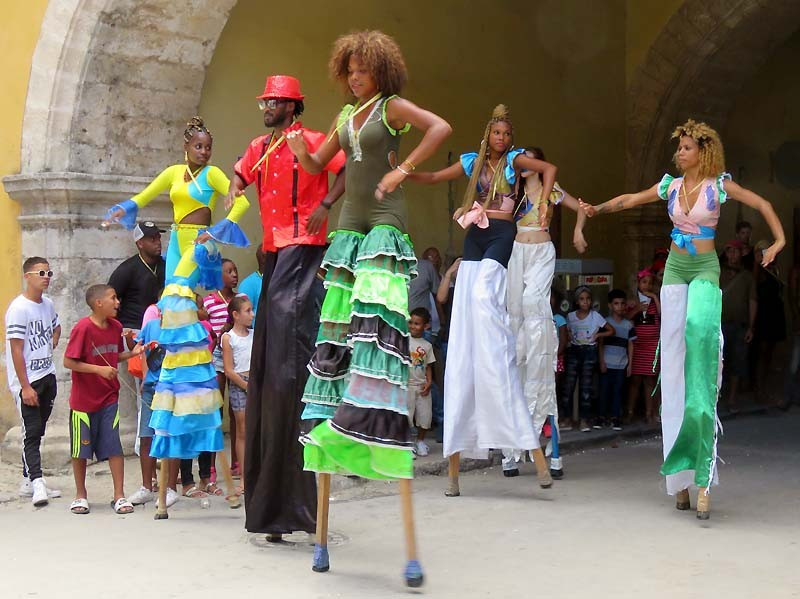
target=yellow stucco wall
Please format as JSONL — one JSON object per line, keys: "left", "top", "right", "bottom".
{"left": 0, "top": 1, "right": 50, "bottom": 434}
{"left": 625, "top": 0, "right": 683, "bottom": 86}
{"left": 200, "top": 0, "right": 629, "bottom": 278}
{"left": 723, "top": 29, "right": 800, "bottom": 281}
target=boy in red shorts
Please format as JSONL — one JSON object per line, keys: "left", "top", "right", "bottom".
{"left": 64, "top": 284, "right": 142, "bottom": 514}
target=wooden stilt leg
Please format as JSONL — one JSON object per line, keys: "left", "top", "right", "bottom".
{"left": 216, "top": 449, "right": 241, "bottom": 509}
{"left": 696, "top": 486, "right": 710, "bottom": 520}
{"left": 445, "top": 453, "right": 460, "bottom": 497}
{"left": 531, "top": 448, "right": 553, "bottom": 488}
{"left": 154, "top": 459, "right": 169, "bottom": 520}
{"left": 312, "top": 473, "right": 331, "bottom": 573}
{"left": 400, "top": 479, "right": 424, "bottom": 587}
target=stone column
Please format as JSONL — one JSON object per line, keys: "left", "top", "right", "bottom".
{"left": 1, "top": 172, "right": 171, "bottom": 468}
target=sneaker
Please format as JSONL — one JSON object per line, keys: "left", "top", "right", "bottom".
{"left": 559, "top": 419, "right": 573, "bottom": 431}
{"left": 579, "top": 419, "right": 591, "bottom": 433}
{"left": 611, "top": 418, "right": 622, "bottom": 431}
{"left": 129, "top": 486, "right": 155, "bottom": 505}
{"left": 416, "top": 440, "right": 430, "bottom": 457}
{"left": 32, "top": 478, "right": 49, "bottom": 507}
{"left": 166, "top": 487, "right": 179, "bottom": 508}
{"left": 592, "top": 418, "right": 604, "bottom": 429}
{"left": 21, "top": 477, "right": 61, "bottom": 499}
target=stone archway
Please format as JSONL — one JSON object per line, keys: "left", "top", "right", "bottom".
{"left": 2, "top": 0, "right": 240, "bottom": 464}
{"left": 622, "top": 0, "right": 800, "bottom": 276}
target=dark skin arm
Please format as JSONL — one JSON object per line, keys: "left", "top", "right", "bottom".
{"left": 306, "top": 168, "right": 346, "bottom": 236}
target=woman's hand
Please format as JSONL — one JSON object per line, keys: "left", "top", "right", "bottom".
{"left": 578, "top": 199, "right": 596, "bottom": 217}
{"left": 285, "top": 129, "right": 309, "bottom": 158}
{"left": 375, "top": 168, "right": 406, "bottom": 201}
{"left": 101, "top": 208, "right": 125, "bottom": 228}
{"left": 445, "top": 258, "right": 462, "bottom": 277}
{"left": 573, "top": 231, "right": 588, "bottom": 254}
{"left": 195, "top": 232, "right": 212, "bottom": 244}
{"left": 761, "top": 240, "right": 785, "bottom": 267}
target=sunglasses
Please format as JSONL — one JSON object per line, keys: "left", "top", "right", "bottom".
{"left": 25, "top": 270, "right": 54, "bottom": 278}
{"left": 258, "top": 98, "right": 288, "bottom": 111}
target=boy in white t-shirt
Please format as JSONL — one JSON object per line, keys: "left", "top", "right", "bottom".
{"left": 408, "top": 307, "right": 436, "bottom": 457}
{"left": 4, "top": 257, "right": 62, "bottom": 506}
{"left": 564, "top": 286, "right": 614, "bottom": 432}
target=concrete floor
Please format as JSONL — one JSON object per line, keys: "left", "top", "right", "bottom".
{"left": 0, "top": 411, "right": 797, "bottom": 598}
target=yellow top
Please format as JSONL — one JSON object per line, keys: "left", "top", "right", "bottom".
{"left": 131, "top": 164, "right": 249, "bottom": 224}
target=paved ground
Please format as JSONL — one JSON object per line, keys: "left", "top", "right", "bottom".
{"left": 0, "top": 410, "right": 797, "bottom": 598}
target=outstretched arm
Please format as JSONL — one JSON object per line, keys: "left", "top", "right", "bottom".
{"left": 407, "top": 162, "right": 465, "bottom": 185}
{"left": 561, "top": 192, "right": 588, "bottom": 254}
{"left": 579, "top": 184, "right": 660, "bottom": 217}
{"left": 285, "top": 115, "right": 344, "bottom": 175}
{"left": 724, "top": 180, "right": 785, "bottom": 267}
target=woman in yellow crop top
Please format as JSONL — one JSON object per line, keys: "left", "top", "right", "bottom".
{"left": 102, "top": 117, "right": 249, "bottom": 510}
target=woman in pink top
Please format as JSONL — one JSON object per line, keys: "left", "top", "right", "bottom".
{"left": 581, "top": 119, "right": 785, "bottom": 520}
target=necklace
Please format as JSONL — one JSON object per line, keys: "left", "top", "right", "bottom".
{"left": 217, "top": 290, "right": 232, "bottom": 305}
{"left": 139, "top": 254, "right": 158, "bottom": 277}
{"left": 328, "top": 92, "right": 382, "bottom": 143}
{"left": 680, "top": 178, "right": 705, "bottom": 214}
{"left": 185, "top": 164, "right": 205, "bottom": 193}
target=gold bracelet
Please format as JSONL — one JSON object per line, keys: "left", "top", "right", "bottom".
{"left": 401, "top": 159, "right": 416, "bottom": 171}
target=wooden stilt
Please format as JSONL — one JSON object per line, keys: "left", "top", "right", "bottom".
{"left": 445, "top": 452, "right": 460, "bottom": 497}
{"left": 531, "top": 448, "right": 553, "bottom": 488}
{"left": 400, "top": 479, "right": 424, "bottom": 587}
{"left": 312, "top": 473, "right": 331, "bottom": 573}
{"left": 154, "top": 459, "right": 169, "bottom": 520}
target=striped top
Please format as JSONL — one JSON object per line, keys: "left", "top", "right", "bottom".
{"left": 203, "top": 292, "right": 231, "bottom": 335}
{"left": 630, "top": 299, "right": 660, "bottom": 375}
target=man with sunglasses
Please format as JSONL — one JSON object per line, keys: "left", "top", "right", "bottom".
{"left": 226, "top": 75, "right": 345, "bottom": 539}
{"left": 5, "top": 257, "right": 62, "bottom": 506}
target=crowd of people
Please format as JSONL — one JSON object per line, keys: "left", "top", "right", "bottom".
{"left": 4, "top": 29, "right": 791, "bottom": 587}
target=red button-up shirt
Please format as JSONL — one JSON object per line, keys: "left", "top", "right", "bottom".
{"left": 234, "top": 121, "right": 345, "bottom": 252}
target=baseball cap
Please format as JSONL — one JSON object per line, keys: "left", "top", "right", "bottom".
{"left": 133, "top": 221, "right": 166, "bottom": 242}
{"left": 724, "top": 239, "right": 745, "bottom": 250}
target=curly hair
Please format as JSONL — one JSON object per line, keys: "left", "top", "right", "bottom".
{"left": 671, "top": 119, "right": 724, "bottom": 178}
{"left": 184, "top": 116, "right": 212, "bottom": 143}
{"left": 329, "top": 30, "right": 408, "bottom": 97}
{"left": 460, "top": 105, "right": 514, "bottom": 213}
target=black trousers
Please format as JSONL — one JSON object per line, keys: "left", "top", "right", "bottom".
{"left": 19, "top": 374, "right": 57, "bottom": 481}
{"left": 244, "top": 244, "right": 325, "bottom": 534}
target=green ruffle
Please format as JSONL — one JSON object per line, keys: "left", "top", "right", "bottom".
{"left": 657, "top": 174, "right": 674, "bottom": 200}
{"left": 349, "top": 341, "right": 409, "bottom": 386}
{"left": 357, "top": 225, "right": 417, "bottom": 266}
{"left": 322, "top": 230, "right": 364, "bottom": 272}
{"left": 304, "top": 421, "right": 413, "bottom": 479}
{"left": 352, "top": 270, "right": 410, "bottom": 318}
{"left": 352, "top": 300, "right": 409, "bottom": 333}
{"left": 302, "top": 374, "right": 347, "bottom": 407}
{"left": 317, "top": 320, "right": 350, "bottom": 346}
{"left": 320, "top": 285, "right": 353, "bottom": 324}
{"left": 301, "top": 402, "right": 337, "bottom": 421}
{"left": 325, "top": 266, "right": 355, "bottom": 291}
{"left": 357, "top": 256, "right": 415, "bottom": 280}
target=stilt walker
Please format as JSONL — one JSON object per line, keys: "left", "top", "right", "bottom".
{"left": 503, "top": 147, "right": 588, "bottom": 480}
{"left": 410, "top": 106, "right": 558, "bottom": 496}
{"left": 285, "top": 30, "right": 451, "bottom": 585}
{"left": 581, "top": 120, "right": 785, "bottom": 519}
{"left": 103, "top": 117, "right": 249, "bottom": 518}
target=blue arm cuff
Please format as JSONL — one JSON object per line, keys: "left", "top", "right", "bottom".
{"left": 105, "top": 199, "right": 139, "bottom": 230}
{"left": 206, "top": 219, "right": 250, "bottom": 248}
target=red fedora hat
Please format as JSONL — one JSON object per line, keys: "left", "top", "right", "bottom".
{"left": 257, "top": 75, "right": 305, "bottom": 100}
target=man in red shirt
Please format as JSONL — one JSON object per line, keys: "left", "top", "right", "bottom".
{"left": 227, "top": 75, "right": 345, "bottom": 539}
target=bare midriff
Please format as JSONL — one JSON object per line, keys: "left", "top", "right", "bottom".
{"left": 179, "top": 206, "right": 212, "bottom": 226}
{"left": 670, "top": 238, "right": 716, "bottom": 255}
{"left": 515, "top": 229, "right": 551, "bottom": 244}
{"left": 486, "top": 210, "right": 514, "bottom": 222}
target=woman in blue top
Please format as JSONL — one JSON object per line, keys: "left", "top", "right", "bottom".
{"left": 410, "top": 105, "right": 558, "bottom": 497}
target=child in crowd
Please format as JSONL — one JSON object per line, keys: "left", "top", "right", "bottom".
{"left": 5, "top": 256, "right": 62, "bottom": 506}
{"left": 627, "top": 268, "right": 661, "bottom": 424}
{"left": 598, "top": 289, "right": 636, "bottom": 430}
{"left": 408, "top": 307, "right": 436, "bottom": 457}
{"left": 552, "top": 290, "right": 569, "bottom": 429}
{"left": 63, "top": 284, "right": 143, "bottom": 514}
{"left": 202, "top": 258, "right": 238, "bottom": 484}
{"left": 221, "top": 295, "right": 254, "bottom": 494}
{"left": 563, "top": 286, "right": 614, "bottom": 432}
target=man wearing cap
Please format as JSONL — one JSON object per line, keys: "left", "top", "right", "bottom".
{"left": 226, "top": 75, "right": 345, "bottom": 538}
{"left": 720, "top": 239, "right": 757, "bottom": 413}
{"left": 108, "top": 221, "right": 167, "bottom": 335}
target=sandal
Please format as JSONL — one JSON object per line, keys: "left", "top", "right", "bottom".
{"left": 183, "top": 484, "right": 208, "bottom": 498}
{"left": 111, "top": 497, "right": 134, "bottom": 514}
{"left": 70, "top": 498, "right": 90, "bottom": 514}
{"left": 204, "top": 482, "right": 223, "bottom": 496}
